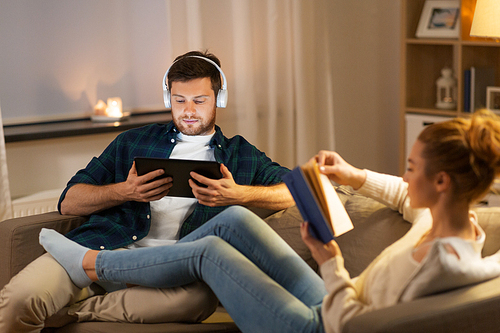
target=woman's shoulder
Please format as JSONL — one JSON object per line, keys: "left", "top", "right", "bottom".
{"left": 401, "top": 236, "right": 500, "bottom": 302}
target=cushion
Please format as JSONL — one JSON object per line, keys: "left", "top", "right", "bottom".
{"left": 333, "top": 187, "right": 412, "bottom": 277}
{"left": 265, "top": 206, "right": 318, "bottom": 272}
{"left": 264, "top": 186, "right": 413, "bottom": 278}
{"left": 475, "top": 207, "right": 500, "bottom": 257}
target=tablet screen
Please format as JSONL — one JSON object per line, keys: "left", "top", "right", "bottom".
{"left": 134, "top": 157, "right": 222, "bottom": 198}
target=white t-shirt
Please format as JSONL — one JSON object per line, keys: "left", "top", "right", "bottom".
{"left": 128, "top": 131, "right": 215, "bottom": 248}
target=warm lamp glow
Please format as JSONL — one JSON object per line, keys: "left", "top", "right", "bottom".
{"left": 470, "top": 0, "right": 500, "bottom": 38}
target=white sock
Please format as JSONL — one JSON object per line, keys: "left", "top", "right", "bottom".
{"left": 39, "top": 228, "right": 93, "bottom": 288}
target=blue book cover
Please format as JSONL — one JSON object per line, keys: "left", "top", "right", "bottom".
{"left": 283, "top": 167, "right": 334, "bottom": 243}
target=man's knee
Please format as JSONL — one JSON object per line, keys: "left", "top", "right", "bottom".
{"left": 0, "top": 278, "right": 44, "bottom": 331}
{"left": 223, "top": 206, "right": 266, "bottom": 232}
{"left": 178, "top": 281, "right": 219, "bottom": 321}
{"left": 0, "top": 253, "right": 87, "bottom": 332}
{"left": 0, "top": 278, "right": 61, "bottom": 331}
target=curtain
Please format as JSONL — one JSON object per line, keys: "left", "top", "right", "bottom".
{"left": 0, "top": 98, "right": 12, "bottom": 221}
{"left": 165, "top": 0, "right": 335, "bottom": 168}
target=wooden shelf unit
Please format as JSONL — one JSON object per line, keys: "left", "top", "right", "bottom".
{"left": 399, "top": 0, "right": 500, "bottom": 174}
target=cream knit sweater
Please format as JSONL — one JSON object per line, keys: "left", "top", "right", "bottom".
{"left": 320, "top": 170, "right": 500, "bottom": 333}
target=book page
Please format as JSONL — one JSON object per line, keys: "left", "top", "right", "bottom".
{"left": 301, "top": 160, "right": 329, "bottom": 219}
{"left": 318, "top": 173, "right": 353, "bottom": 236}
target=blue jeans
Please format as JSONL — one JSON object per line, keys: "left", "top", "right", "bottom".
{"left": 95, "top": 206, "right": 327, "bottom": 333}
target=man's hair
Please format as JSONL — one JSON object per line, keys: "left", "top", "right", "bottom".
{"left": 167, "top": 51, "right": 222, "bottom": 98}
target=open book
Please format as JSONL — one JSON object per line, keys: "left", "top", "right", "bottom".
{"left": 283, "top": 159, "right": 353, "bottom": 243}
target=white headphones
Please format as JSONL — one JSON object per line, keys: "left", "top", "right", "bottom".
{"left": 163, "top": 55, "right": 228, "bottom": 108}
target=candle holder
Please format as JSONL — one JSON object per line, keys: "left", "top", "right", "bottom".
{"left": 91, "top": 97, "right": 130, "bottom": 122}
{"left": 435, "top": 67, "right": 457, "bottom": 110}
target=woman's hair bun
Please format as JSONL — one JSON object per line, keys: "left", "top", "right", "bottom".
{"left": 467, "top": 109, "right": 500, "bottom": 173}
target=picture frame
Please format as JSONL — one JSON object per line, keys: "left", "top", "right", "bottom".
{"left": 416, "top": 0, "right": 460, "bottom": 39}
{"left": 486, "top": 86, "right": 500, "bottom": 113}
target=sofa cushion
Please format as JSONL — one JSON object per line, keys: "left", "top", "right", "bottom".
{"left": 475, "top": 207, "right": 500, "bottom": 257}
{"left": 264, "top": 186, "right": 413, "bottom": 278}
{"left": 265, "top": 206, "right": 318, "bottom": 272}
{"left": 335, "top": 186, "right": 412, "bottom": 278}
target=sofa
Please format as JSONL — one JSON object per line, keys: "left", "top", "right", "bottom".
{"left": 2, "top": 186, "right": 500, "bottom": 333}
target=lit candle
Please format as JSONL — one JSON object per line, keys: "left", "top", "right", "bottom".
{"left": 105, "top": 97, "right": 123, "bottom": 118}
{"left": 94, "top": 99, "right": 107, "bottom": 115}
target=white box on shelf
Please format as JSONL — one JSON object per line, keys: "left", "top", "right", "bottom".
{"left": 405, "top": 114, "right": 453, "bottom": 169}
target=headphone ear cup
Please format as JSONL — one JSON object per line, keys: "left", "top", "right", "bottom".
{"left": 164, "top": 88, "right": 171, "bottom": 108}
{"left": 217, "top": 89, "right": 228, "bottom": 108}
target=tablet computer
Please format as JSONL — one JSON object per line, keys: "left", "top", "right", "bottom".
{"left": 134, "top": 157, "right": 222, "bottom": 198}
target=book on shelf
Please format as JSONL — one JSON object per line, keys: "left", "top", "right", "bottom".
{"left": 463, "top": 69, "right": 471, "bottom": 113}
{"left": 468, "top": 66, "right": 495, "bottom": 113}
{"left": 283, "top": 159, "right": 353, "bottom": 244}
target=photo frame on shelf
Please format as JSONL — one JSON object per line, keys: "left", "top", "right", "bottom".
{"left": 416, "top": 0, "right": 460, "bottom": 39}
{"left": 486, "top": 86, "right": 500, "bottom": 114}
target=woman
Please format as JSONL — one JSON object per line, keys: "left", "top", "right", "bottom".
{"left": 40, "top": 110, "right": 500, "bottom": 333}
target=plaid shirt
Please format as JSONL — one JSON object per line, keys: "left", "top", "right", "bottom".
{"left": 60, "top": 122, "right": 289, "bottom": 250}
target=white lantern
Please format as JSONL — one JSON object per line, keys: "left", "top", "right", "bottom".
{"left": 436, "top": 67, "right": 457, "bottom": 110}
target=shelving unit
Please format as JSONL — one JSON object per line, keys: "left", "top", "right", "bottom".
{"left": 399, "top": 0, "right": 500, "bottom": 173}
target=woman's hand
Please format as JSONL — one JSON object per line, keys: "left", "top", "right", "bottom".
{"left": 300, "top": 222, "right": 341, "bottom": 266}
{"left": 315, "top": 150, "right": 367, "bottom": 190}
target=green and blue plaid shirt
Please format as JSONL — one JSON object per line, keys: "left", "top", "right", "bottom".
{"left": 60, "top": 122, "right": 289, "bottom": 250}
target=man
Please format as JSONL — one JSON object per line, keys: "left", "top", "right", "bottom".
{"left": 0, "top": 51, "right": 294, "bottom": 332}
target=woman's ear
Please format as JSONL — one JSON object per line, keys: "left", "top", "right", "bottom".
{"left": 435, "top": 171, "right": 451, "bottom": 192}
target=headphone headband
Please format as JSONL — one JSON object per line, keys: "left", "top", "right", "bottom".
{"left": 162, "top": 55, "right": 228, "bottom": 108}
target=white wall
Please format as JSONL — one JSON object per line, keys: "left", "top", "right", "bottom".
{"left": 0, "top": 0, "right": 169, "bottom": 122}
{"left": 4, "top": 0, "right": 402, "bottom": 198}
{"left": 329, "top": 1, "right": 401, "bottom": 176}
{"left": 6, "top": 133, "right": 121, "bottom": 198}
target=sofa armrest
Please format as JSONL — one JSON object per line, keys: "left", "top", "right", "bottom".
{"left": 0, "top": 206, "right": 276, "bottom": 291}
{"left": 0, "top": 212, "right": 88, "bottom": 289}
{"left": 343, "top": 275, "right": 500, "bottom": 333}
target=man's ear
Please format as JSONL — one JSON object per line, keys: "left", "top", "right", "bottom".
{"left": 435, "top": 171, "right": 451, "bottom": 192}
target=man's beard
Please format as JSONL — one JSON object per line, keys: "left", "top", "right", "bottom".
{"left": 173, "top": 110, "right": 216, "bottom": 136}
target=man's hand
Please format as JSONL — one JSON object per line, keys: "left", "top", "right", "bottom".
{"left": 60, "top": 162, "right": 173, "bottom": 216}
{"left": 123, "top": 162, "right": 173, "bottom": 202}
{"left": 300, "top": 222, "right": 341, "bottom": 266}
{"left": 189, "top": 164, "right": 294, "bottom": 210}
{"left": 188, "top": 164, "right": 244, "bottom": 207}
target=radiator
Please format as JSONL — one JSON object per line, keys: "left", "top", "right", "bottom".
{"left": 11, "top": 189, "right": 61, "bottom": 218}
